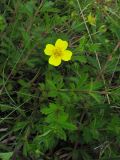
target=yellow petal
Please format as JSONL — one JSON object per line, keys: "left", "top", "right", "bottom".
{"left": 61, "top": 50, "right": 72, "bottom": 61}
{"left": 44, "top": 44, "right": 55, "bottom": 55}
{"left": 55, "top": 39, "right": 68, "bottom": 50}
{"left": 49, "top": 55, "right": 61, "bottom": 66}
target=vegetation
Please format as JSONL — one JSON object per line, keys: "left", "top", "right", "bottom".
{"left": 0, "top": 0, "right": 120, "bottom": 159}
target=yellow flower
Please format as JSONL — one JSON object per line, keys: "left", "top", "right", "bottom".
{"left": 87, "top": 13, "right": 96, "bottom": 26}
{"left": 44, "top": 39, "right": 72, "bottom": 66}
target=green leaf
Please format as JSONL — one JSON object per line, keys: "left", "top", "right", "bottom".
{"left": 41, "top": 1, "right": 58, "bottom": 13}
{"left": 23, "top": 140, "right": 30, "bottom": 157}
{"left": 0, "top": 152, "right": 13, "bottom": 160}
{"left": 91, "top": 128, "right": 99, "bottom": 140}
{"left": 89, "top": 92, "right": 102, "bottom": 103}
{"left": 73, "top": 55, "right": 87, "bottom": 63}
{"left": 83, "top": 128, "right": 92, "bottom": 143}
{"left": 21, "top": 28, "right": 30, "bottom": 47}
{"left": 54, "top": 126, "right": 67, "bottom": 140}
{"left": 41, "top": 103, "right": 60, "bottom": 115}
{"left": 87, "top": 43, "right": 100, "bottom": 52}
{"left": 107, "top": 116, "right": 120, "bottom": 135}
{"left": 0, "top": 104, "right": 25, "bottom": 116}
{"left": 45, "top": 80, "right": 57, "bottom": 97}
{"left": 19, "top": 1, "right": 35, "bottom": 16}
{"left": 60, "top": 121, "right": 77, "bottom": 131}
{"left": 0, "top": 15, "right": 6, "bottom": 32}
{"left": 78, "top": 36, "right": 87, "bottom": 52}
{"left": 13, "top": 121, "right": 28, "bottom": 132}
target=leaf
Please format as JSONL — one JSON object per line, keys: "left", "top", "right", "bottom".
{"left": 91, "top": 128, "right": 99, "bottom": 140}
{"left": 41, "top": 103, "right": 76, "bottom": 139}
{"left": 45, "top": 110, "right": 67, "bottom": 123}
{"left": 45, "top": 80, "right": 57, "bottom": 97}
{"left": 99, "top": 25, "right": 107, "bottom": 33}
{"left": 59, "top": 92, "right": 71, "bottom": 103}
{"left": 57, "top": 112, "right": 68, "bottom": 123}
{"left": 0, "top": 104, "right": 16, "bottom": 111}
{"left": 41, "top": 103, "right": 59, "bottom": 115}
{"left": 23, "top": 140, "right": 30, "bottom": 157}
{"left": 21, "top": 28, "right": 30, "bottom": 47}
{"left": 73, "top": 55, "right": 87, "bottom": 63}
{"left": 41, "top": 1, "right": 58, "bottom": 13}
{"left": 107, "top": 116, "right": 120, "bottom": 135}
{"left": 13, "top": 121, "right": 28, "bottom": 132}
{"left": 78, "top": 36, "right": 87, "bottom": 52}
{"left": 19, "top": 1, "right": 35, "bottom": 16}
{"left": 111, "top": 88, "right": 120, "bottom": 102}
{"left": 83, "top": 128, "right": 92, "bottom": 143}
{"left": 89, "top": 92, "right": 102, "bottom": 103}
{"left": 86, "top": 81, "right": 103, "bottom": 103}
{"left": 18, "top": 79, "right": 30, "bottom": 88}
{"left": 108, "top": 15, "right": 120, "bottom": 39}
{"left": 0, "top": 15, "right": 6, "bottom": 32}
{"left": 87, "top": 43, "right": 100, "bottom": 52}
{"left": 34, "top": 130, "right": 52, "bottom": 143}
{"left": 54, "top": 127, "right": 67, "bottom": 140}
{"left": 35, "top": 130, "right": 52, "bottom": 140}
{"left": 0, "top": 104, "right": 25, "bottom": 116}
{"left": 78, "top": 73, "right": 88, "bottom": 88}
{"left": 60, "top": 121, "right": 77, "bottom": 131}
{"left": 0, "top": 152, "right": 13, "bottom": 160}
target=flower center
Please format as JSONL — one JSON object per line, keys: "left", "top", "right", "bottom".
{"left": 54, "top": 48, "right": 62, "bottom": 57}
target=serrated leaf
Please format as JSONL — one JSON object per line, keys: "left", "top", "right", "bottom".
{"left": 41, "top": 103, "right": 59, "bottom": 115}
{"left": 60, "top": 121, "right": 77, "bottom": 131}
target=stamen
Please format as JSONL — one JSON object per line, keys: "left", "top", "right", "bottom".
{"left": 54, "top": 48, "right": 62, "bottom": 57}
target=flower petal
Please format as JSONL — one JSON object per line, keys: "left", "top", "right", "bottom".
{"left": 61, "top": 50, "right": 72, "bottom": 61}
{"left": 49, "top": 56, "right": 61, "bottom": 66}
{"left": 44, "top": 44, "right": 55, "bottom": 55}
{"left": 55, "top": 39, "right": 68, "bottom": 50}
